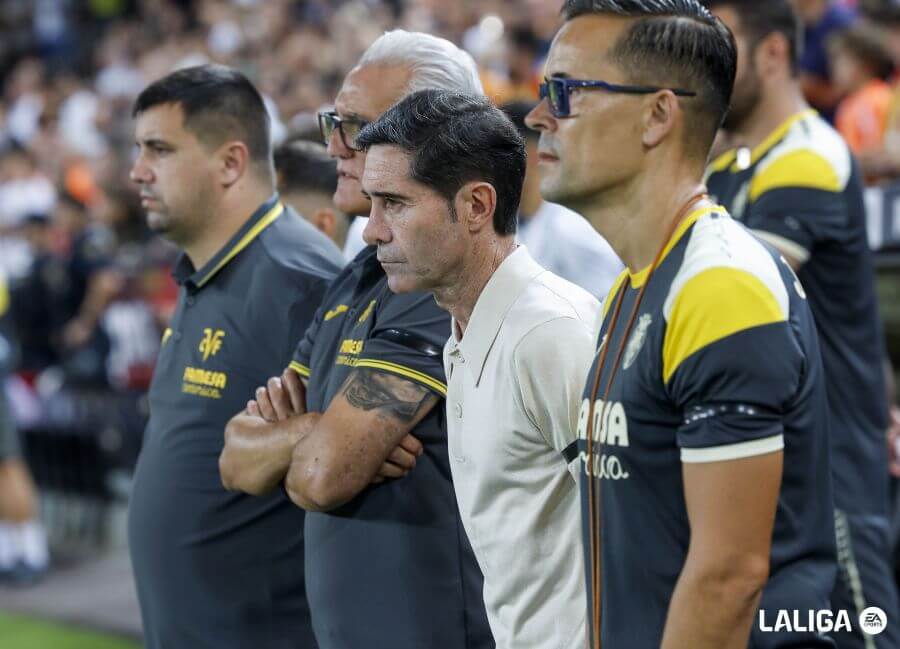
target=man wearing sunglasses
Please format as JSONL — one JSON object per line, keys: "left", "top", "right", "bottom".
{"left": 218, "top": 30, "right": 493, "bottom": 649}
{"left": 527, "top": 1, "right": 837, "bottom": 648}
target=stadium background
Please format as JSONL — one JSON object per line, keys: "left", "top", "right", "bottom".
{"left": 0, "top": 0, "right": 898, "bottom": 646}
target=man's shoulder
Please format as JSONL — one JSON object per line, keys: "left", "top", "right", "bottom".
{"left": 257, "top": 208, "right": 344, "bottom": 284}
{"left": 505, "top": 270, "right": 599, "bottom": 348}
{"left": 750, "top": 112, "right": 852, "bottom": 200}
{"left": 666, "top": 211, "right": 790, "bottom": 321}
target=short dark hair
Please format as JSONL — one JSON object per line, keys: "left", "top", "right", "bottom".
{"left": 562, "top": 0, "right": 737, "bottom": 159}
{"left": 356, "top": 90, "right": 526, "bottom": 236}
{"left": 705, "top": 0, "right": 803, "bottom": 73}
{"left": 274, "top": 140, "right": 338, "bottom": 196}
{"left": 133, "top": 64, "right": 272, "bottom": 168}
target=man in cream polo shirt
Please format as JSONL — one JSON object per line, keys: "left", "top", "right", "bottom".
{"left": 357, "top": 89, "right": 598, "bottom": 649}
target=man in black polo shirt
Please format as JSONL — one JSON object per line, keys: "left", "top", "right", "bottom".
{"left": 219, "top": 30, "right": 492, "bottom": 649}
{"left": 127, "top": 65, "right": 343, "bottom": 649}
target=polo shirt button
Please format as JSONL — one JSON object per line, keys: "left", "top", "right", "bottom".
{"left": 173, "top": 331, "right": 182, "bottom": 341}
{"left": 454, "top": 403, "right": 462, "bottom": 418}
{"left": 186, "top": 296, "right": 195, "bottom": 306}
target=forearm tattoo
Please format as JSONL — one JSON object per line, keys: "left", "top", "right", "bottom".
{"left": 341, "top": 368, "right": 435, "bottom": 422}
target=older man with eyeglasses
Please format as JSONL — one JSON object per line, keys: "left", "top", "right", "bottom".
{"left": 218, "top": 30, "right": 493, "bottom": 649}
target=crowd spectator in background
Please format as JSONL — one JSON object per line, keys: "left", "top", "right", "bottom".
{"left": 794, "top": 0, "right": 858, "bottom": 121}
{"left": 0, "top": 271, "right": 47, "bottom": 585}
{"left": 830, "top": 24, "right": 895, "bottom": 158}
{"left": 274, "top": 139, "right": 351, "bottom": 252}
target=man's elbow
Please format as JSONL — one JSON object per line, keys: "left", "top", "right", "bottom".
{"left": 218, "top": 449, "right": 267, "bottom": 495}
{"left": 284, "top": 461, "right": 357, "bottom": 512}
{"left": 690, "top": 552, "right": 771, "bottom": 604}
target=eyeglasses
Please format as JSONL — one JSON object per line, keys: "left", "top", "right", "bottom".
{"left": 318, "top": 110, "right": 368, "bottom": 151}
{"left": 539, "top": 77, "right": 696, "bottom": 118}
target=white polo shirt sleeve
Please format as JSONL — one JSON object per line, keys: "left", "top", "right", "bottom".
{"left": 513, "top": 316, "right": 597, "bottom": 481}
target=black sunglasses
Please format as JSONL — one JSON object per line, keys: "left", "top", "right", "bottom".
{"left": 318, "top": 110, "right": 369, "bottom": 151}
{"left": 539, "top": 77, "right": 696, "bottom": 118}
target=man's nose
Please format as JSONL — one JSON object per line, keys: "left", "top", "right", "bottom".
{"left": 362, "top": 208, "right": 390, "bottom": 246}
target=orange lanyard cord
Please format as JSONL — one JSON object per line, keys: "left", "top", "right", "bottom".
{"left": 585, "top": 190, "right": 708, "bottom": 649}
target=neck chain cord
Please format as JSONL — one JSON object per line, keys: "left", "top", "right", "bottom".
{"left": 585, "top": 190, "right": 709, "bottom": 649}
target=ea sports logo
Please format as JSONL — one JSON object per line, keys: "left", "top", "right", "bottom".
{"left": 859, "top": 607, "right": 887, "bottom": 635}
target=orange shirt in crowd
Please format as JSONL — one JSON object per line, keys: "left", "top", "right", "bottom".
{"left": 835, "top": 79, "right": 893, "bottom": 155}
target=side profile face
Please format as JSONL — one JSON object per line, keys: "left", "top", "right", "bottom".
{"left": 524, "top": 14, "right": 645, "bottom": 211}
{"left": 714, "top": 6, "right": 763, "bottom": 132}
{"left": 361, "top": 144, "right": 467, "bottom": 294}
{"left": 130, "top": 102, "right": 219, "bottom": 245}
{"left": 327, "top": 64, "right": 413, "bottom": 216}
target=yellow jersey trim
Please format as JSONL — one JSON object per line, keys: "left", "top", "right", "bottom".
{"left": 289, "top": 361, "right": 311, "bottom": 378}
{"left": 354, "top": 359, "right": 447, "bottom": 397}
{"left": 662, "top": 267, "right": 787, "bottom": 383}
{"left": 748, "top": 148, "right": 841, "bottom": 201}
{"left": 196, "top": 203, "right": 284, "bottom": 288}
{"left": 707, "top": 148, "right": 737, "bottom": 174}
{"left": 161, "top": 327, "right": 173, "bottom": 346}
{"left": 601, "top": 270, "right": 629, "bottom": 320}
{"left": 629, "top": 206, "right": 726, "bottom": 289}
{"left": 745, "top": 109, "right": 817, "bottom": 168}
{"left": 708, "top": 109, "right": 817, "bottom": 176}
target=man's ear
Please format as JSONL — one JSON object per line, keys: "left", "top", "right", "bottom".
{"left": 758, "top": 31, "right": 790, "bottom": 77}
{"left": 310, "top": 208, "right": 338, "bottom": 239}
{"left": 218, "top": 140, "right": 251, "bottom": 188}
{"left": 641, "top": 90, "right": 680, "bottom": 149}
{"left": 456, "top": 181, "right": 497, "bottom": 233}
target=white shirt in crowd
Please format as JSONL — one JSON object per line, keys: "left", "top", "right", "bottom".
{"left": 342, "top": 216, "right": 369, "bottom": 262}
{"left": 517, "top": 201, "right": 622, "bottom": 300}
{"left": 444, "top": 246, "right": 598, "bottom": 649}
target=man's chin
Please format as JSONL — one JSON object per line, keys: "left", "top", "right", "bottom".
{"left": 384, "top": 270, "right": 420, "bottom": 295}
{"left": 539, "top": 178, "right": 571, "bottom": 207}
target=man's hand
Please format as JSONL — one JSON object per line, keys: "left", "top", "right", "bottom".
{"left": 372, "top": 434, "right": 424, "bottom": 484}
{"left": 888, "top": 406, "right": 900, "bottom": 478}
{"left": 248, "top": 368, "right": 307, "bottom": 422}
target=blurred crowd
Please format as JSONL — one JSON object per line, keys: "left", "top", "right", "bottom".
{"left": 0, "top": 0, "right": 565, "bottom": 395}
{"left": 0, "top": 0, "right": 899, "bottom": 528}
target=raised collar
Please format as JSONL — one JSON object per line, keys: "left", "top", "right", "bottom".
{"left": 447, "top": 246, "right": 544, "bottom": 385}
{"left": 174, "top": 195, "right": 282, "bottom": 290}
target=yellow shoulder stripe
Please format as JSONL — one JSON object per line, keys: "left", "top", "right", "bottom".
{"left": 749, "top": 149, "right": 841, "bottom": 201}
{"left": 289, "top": 361, "right": 311, "bottom": 378}
{"left": 354, "top": 359, "right": 447, "bottom": 397}
{"left": 663, "top": 267, "right": 786, "bottom": 383}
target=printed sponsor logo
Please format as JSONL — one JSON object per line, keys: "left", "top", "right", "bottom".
{"left": 182, "top": 366, "right": 228, "bottom": 399}
{"left": 577, "top": 398, "right": 630, "bottom": 480}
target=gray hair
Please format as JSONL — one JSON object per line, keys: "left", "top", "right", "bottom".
{"left": 358, "top": 29, "right": 484, "bottom": 96}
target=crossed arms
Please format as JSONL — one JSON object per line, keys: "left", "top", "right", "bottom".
{"left": 219, "top": 366, "right": 437, "bottom": 511}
